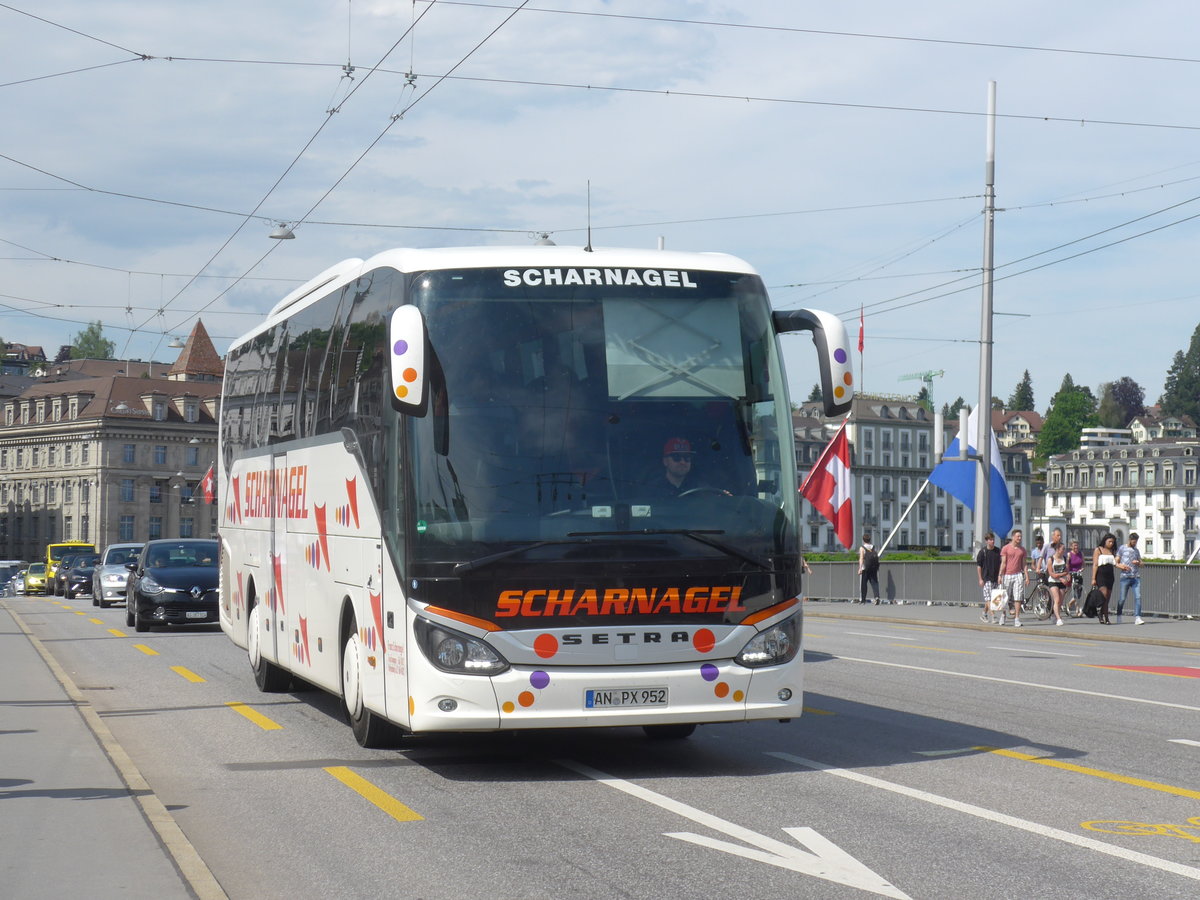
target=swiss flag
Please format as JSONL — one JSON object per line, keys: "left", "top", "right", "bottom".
{"left": 199, "top": 464, "right": 216, "bottom": 505}
{"left": 799, "top": 420, "right": 854, "bottom": 551}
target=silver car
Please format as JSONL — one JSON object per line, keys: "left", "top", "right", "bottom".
{"left": 92, "top": 543, "right": 144, "bottom": 608}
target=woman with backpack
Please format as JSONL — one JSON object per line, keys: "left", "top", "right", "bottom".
{"left": 858, "top": 533, "right": 881, "bottom": 604}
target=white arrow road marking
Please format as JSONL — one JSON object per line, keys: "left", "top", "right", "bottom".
{"left": 1169, "top": 739, "right": 1200, "bottom": 748}
{"left": 557, "top": 758, "right": 910, "bottom": 899}
{"left": 770, "top": 752, "right": 1200, "bottom": 884}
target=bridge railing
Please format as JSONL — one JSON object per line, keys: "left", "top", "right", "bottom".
{"left": 804, "top": 561, "right": 1200, "bottom": 618}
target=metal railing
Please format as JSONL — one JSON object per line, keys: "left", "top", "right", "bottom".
{"left": 803, "top": 560, "right": 1200, "bottom": 618}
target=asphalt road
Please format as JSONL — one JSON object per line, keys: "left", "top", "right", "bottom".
{"left": 4, "top": 590, "right": 1199, "bottom": 900}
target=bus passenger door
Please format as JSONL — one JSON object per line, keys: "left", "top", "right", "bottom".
{"left": 379, "top": 544, "right": 410, "bottom": 729}
{"left": 268, "top": 452, "right": 288, "bottom": 668}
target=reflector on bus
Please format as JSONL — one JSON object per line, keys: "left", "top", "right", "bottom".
{"left": 389, "top": 304, "right": 426, "bottom": 410}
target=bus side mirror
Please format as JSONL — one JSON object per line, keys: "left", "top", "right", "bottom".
{"left": 388, "top": 305, "right": 427, "bottom": 413}
{"left": 772, "top": 308, "right": 854, "bottom": 416}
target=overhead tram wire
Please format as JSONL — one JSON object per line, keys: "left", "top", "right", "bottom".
{"left": 158, "top": 0, "right": 533, "bottom": 337}
{"left": 0, "top": 2, "right": 150, "bottom": 57}
{"left": 433, "top": 1, "right": 1200, "bottom": 67}
{"left": 118, "top": 0, "right": 445, "bottom": 354}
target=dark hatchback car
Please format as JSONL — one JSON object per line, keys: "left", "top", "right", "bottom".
{"left": 53, "top": 553, "right": 85, "bottom": 596}
{"left": 125, "top": 539, "right": 219, "bottom": 632}
{"left": 63, "top": 554, "right": 100, "bottom": 599}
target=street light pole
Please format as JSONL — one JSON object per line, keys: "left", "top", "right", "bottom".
{"left": 974, "top": 81, "right": 997, "bottom": 551}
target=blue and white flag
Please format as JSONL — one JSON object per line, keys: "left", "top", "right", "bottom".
{"left": 929, "top": 406, "right": 1013, "bottom": 537}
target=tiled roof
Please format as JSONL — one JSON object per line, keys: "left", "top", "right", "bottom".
{"left": 168, "top": 320, "right": 224, "bottom": 379}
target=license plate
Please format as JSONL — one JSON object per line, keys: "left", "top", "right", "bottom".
{"left": 185, "top": 610, "right": 209, "bottom": 619}
{"left": 584, "top": 687, "right": 667, "bottom": 709}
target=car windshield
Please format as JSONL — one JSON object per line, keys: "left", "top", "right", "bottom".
{"left": 28, "top": 564, "right": 45, "bottom": 574}
{"left": 145, "top": 542, "right": 217, "bottom": 568}
{"left": 104, "top": 549, "right": 136, "bottom": 565}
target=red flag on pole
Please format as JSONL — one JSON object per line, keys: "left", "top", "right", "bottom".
{"left": 858, "top": 306, "right": 865, "bottom": 353}
{"left": 799, "top": 420, "right": 855, "bottom": 551}
{"left": 199, "top": 463, "right": 216, "bottom": 504}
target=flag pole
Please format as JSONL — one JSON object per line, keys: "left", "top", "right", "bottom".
{"left": 975, "top": 81, "right": 997, "bottom": 551}
{"left": 879, "top": 479, "right": 930, "bottom": 555}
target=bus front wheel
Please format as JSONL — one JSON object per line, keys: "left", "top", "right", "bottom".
{"left": 341, "top": 629, "right": 402, "bottom": 749}
{"left": 643, "top": 723, "right": 697, "bottom": 740}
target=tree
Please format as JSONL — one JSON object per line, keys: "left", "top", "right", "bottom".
{"left": 1110, "top": 376, "right": 1145, "bottom": 426}
{"left": 1160, "top": 323, "right": 1200, "bottom": 421}
{"left": 71, "top": 321, "right": 115, "bottom": 360}
{"left": 1008, "top": 369, "right": 1035, "bottom": 411}
{"left": 942, "top": 396, "right": 966, "bottom": 418}
{"left": 1097, "top": 383, "right": 1123, "bottom": 429}
{"left": 915, "top": 385, "right": 932, "bottom": 412}
{"left": 1037, "top": 385, "right": 1099, "bottom": 457}
{"left": 806, "top": 383, "right": 822, "bottom": 403}
{"left": 54, "top": 345, "right": 72, "bottom": 363}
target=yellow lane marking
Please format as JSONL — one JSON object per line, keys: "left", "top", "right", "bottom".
{"left": 893, "top": 643, "right": 976, "bottom": 654}
{"left": 324, "top": 766, "right": 424, "bottom": 822}
{"left": 107, "top": 628, "right": 125, "bottom": 637}
{"left": 226, "top": 701, "right": 283, "bottom": 731}
{"left": 1009, "top": 636, "right": 1094, "bottom": 647}
{"left": 89, "top": 618, "right": 104, "bottom": 625}
{"left": 804, "top": 632, "right": 826, "bottom": 638}
{"left": 132, "top": 643, "right": 158, "bottom": 656}
{"left": 171, "top": 666, "right": 206, "bottom": 683}
{"left": 1083, "top": 817, "right": 1200, "bottom": 843}
{"left": 978, "top": 746, "right": 1200, "bottom": 800}
{"left": 74, "top": 610, "right": 87, "bottom": 616}
{"left": 802, "top": 706, "right": 834, "bottom": 715}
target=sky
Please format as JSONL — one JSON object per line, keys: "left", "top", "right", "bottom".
{"left": 3, "top": 0, "right": 1199, "bottom": 416}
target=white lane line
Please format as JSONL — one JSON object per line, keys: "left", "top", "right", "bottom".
{"left": 988, "top": 645, "right": 1083, "bottom": 657}
{"left": 847, "top": 632, "right": 916, "bottom": 640}
{"left": 768, "top": 752, "right": 1200, "bottom": 884}
{"left": 557, "top": 759, "right": 910, "bottom": 899}
{"left": 828, "top": 654, "right": 1200, "bottom": 712}
{"left": 1169, "top": 739, "right": 1200, "bottom": 748}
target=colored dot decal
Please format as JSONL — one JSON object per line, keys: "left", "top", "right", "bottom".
{"left": 530, "top": 670, "right": 550, "bottom": 690}
{"left": 834, "top": 386, "right": 845, "bottom": 398}
{"left": 533, "top": 633, "right": 559, "bottom": 659}
{"left": 502, "top": 701, "right": 515, "bottom": 713}
{"left": 394, "top": 339, "right": 409, "bottom": 355}
{"left": 518, "top": 691, "right": 536, "bottom": 708}
{"left": 700, "top": 663, "right": 719, "bottom": 682}
{"left": 403, "top": 367, "right": 418, "bottom": 383}
{"left": 843, "top": 372, "right": 853, "bottom": 385}
{"left": 693, "top": 628, "right": 716, "bottom": 654}
{"left": 714, "top": 682, "right": 730, "bottom": 698}
{"left": 733, "top": 690, "right": 744, "bottom": 702}
{"left": 833, "top": 348, "right": 847, "bottom": 364}
{"left": 395, "top": 385, "right": 408, "bottom": 399}
{"left": 408, "top": 696, "right": 415, "bottom": 716}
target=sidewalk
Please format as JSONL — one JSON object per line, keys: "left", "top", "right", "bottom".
{"left": 804, "top": 598, "right": 1200, "bottom": 649}
{"left": 0, "top": 597, "right": 225, "bottom": 900}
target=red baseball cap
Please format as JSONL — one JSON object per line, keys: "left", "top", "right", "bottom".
{"left": 663, "top": 437, "right": 694, "bottom": 455}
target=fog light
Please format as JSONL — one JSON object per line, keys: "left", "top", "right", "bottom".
{"left": 155, "top": 606, "right": 166, "bottom": 618}
{"left": 438, "top": 698, "right": 458, "bottom": 712}
{"left": 777, "top": 688, "right": 793, "bottom": 701}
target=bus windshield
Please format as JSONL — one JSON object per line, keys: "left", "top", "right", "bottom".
{"left": 404, "top": 267, "right": 797, "bottom": 572}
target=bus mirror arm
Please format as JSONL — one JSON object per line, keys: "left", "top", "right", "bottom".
{"left": 772, "top": 308, "right": 854, "bottom": 417}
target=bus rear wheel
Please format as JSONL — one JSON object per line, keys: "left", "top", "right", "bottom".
{"left": 341, "top": 630, "right": 402, "bottom": 749}
{"left": 248, "top": 602, "right": 291, "bottom": 692}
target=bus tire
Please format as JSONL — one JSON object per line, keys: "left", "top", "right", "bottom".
{"left": 642, "top": 723, "right": 697, "bottom": 740}
{"left": 341, "top": 628, "right": 402, "bottom": 749}
{"left": 248, "top": 602, "right": 291, "bottom": 692}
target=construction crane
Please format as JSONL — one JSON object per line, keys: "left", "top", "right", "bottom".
{"left": 899, "top": 369, "right": 944, "bottom": 409}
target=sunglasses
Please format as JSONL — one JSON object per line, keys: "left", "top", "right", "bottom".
{"left": 667, "top": 454, "right": 692, "bottom": 462}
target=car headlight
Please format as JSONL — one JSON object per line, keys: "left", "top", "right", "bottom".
{"left": 138, "top": 575, "right": 165, "bottom": 595}
{"left": 735, "top": 614, "right": 800, "bottom": 668}
{"left": 413, "top": 617, "right": 509, "bottom": 675}
{"left": 102, "top": 573, "right": 126, "bottom": 585}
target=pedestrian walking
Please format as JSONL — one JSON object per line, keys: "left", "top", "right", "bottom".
{"left": 1116, "top": 532, "right": 1144, "bottom": 624}
{"left": 1092, "top": 532, "right": 1118, "bottom": 625}
{"left": 999, "top": 529, "right": 1029, "bottom": 626}
{"left": 976, "top": 532, "right": 1002, "bottom": 623}
{"left": 858, "top": 533, "right": 881, "bottom": 605}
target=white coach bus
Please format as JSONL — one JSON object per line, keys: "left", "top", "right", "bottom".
{"left": 218, "top": 245, "right": 853, "bottom": 747}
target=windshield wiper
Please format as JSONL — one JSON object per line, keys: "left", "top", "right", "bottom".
{"left": 568, "top": 529, "right": 774, "bottom": 572}
{"left": 453, "top": 538, "right": 597, "bottom": 575}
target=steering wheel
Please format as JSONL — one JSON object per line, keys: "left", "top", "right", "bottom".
{"left": 678, "top": 487, "right": 731, "bottom": 498}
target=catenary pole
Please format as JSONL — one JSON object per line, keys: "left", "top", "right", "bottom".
{"left": 974, "top": 81, "right": 997, "bottom": 551}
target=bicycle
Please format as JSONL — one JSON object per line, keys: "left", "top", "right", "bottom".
{"left": 1021, "top": 573, "right": 1053, "bottom": 621}
{"left": 1063, "top": 571, "right": 1086, "bottom": 618}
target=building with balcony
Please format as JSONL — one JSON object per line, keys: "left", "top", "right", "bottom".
{"left": 1038, "top": 440, "right": 1200, "bottom": 559}
{"left": 0, "top": 322, "right": 221, "bottom": 562}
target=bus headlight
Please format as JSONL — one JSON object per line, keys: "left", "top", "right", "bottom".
{"left": 735, "top": 614, "right": 799, "bottom": 668}
{"left": 414, "top": 618, "right": 509, "bottom": 676}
